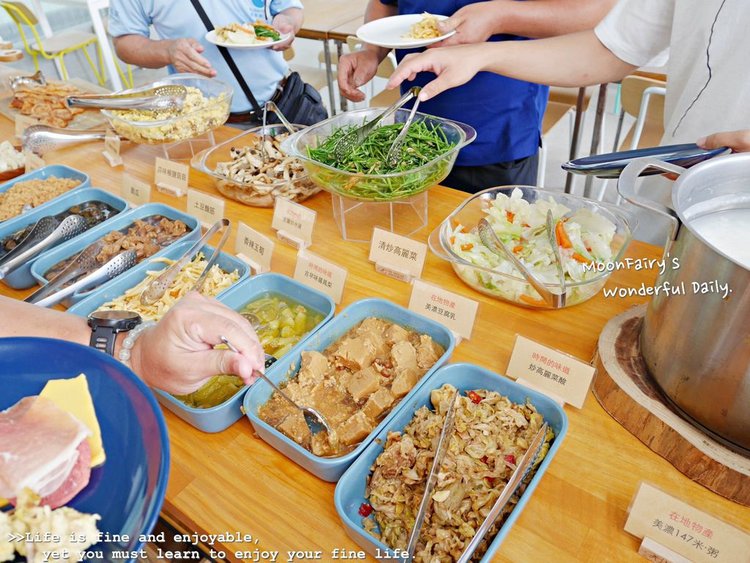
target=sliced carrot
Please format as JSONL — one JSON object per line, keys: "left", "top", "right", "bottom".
{"left": 555, "top": 221, "right": 572, "bottom": 249}
{"left": 572, "top": 252, "right": 592, "bottom": 264}
{"left": 506, "top": 210, "right": 515, "bottom": 223}
{"left": 520, "top": 294, "right": 548, "bottom": 307}
{"left": 449, "top": 236, "right": 455, "bottom": 244}
{"left": 461, "top": 243, "right": 474, "bottom": 251}
{"left": 512, "top": 244, "right": 524, "bottom": 253}
{"left": 460, "top": 226, "right": 469, "bottom": 233}
{"left": 522, "top": 223, "right": 530, "bottom": 228}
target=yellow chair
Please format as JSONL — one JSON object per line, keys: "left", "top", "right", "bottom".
{"left": 1, "top": 1, "right": 105, "bottom": 85}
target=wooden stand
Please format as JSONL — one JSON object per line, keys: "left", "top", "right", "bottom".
{"left": 593, "top": 305, "right": 750, "bottom": 506}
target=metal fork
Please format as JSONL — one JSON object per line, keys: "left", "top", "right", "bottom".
{"left": 220, "top": 337, "right": 332, "bottom": 436}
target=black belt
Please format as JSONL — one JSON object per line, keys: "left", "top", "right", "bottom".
{"left": 226, "top": 76, "right": 287, "bottom": 124}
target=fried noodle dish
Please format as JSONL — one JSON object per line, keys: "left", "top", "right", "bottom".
{"left": 363, "top": 384, "right": 553, "bottom": 562}
{"left": 405, "top": 13, "right": 441, "bottom": 39}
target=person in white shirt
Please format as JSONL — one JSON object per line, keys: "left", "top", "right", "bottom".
{"left": 387, "top": 0, "right": 750, "bottom": 151}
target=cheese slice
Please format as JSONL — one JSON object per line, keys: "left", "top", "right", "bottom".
{"left": 39, "top": 374, "right": 105, "bottom": 467}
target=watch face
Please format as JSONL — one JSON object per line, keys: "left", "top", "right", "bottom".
{"left": 90, "top": 310, "right": 141, "bottom": 322}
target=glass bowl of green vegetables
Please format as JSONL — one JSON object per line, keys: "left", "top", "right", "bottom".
{"left": 281, "top": 107, "right": 476, "bottom": 202}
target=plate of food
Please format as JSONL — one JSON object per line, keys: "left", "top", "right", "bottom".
{"left": 206, "top": 21, "right": 290, "bottom": 49}
{"left": 0, "top": 337, "right": 170, "bottom": 562}
{"left": 356, "top": 13, "right": 455, "bottom": 50}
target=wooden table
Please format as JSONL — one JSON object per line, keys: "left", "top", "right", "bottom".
{"left": 3, "top": 120, "right": 749, "bottom": 562}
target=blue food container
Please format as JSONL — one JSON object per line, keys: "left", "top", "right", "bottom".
{"left": 0, "top": 164, "right": 89, "bottom": 206}
{"left": 30, "top": 203, "right": 200, "bottom": 306}
{"left": 152, "top": 273, "right": 336, "bottom": 433}
{"left": 243, "top": 298, "right": 456, "bottom": 482}
{"left": 0, "top": 187, "right": 129, "bottom": 289}
{"left": 66, "top": 240, "right": 250, "bottom": 318}
{"left": 334, "top": 362, "right": 568, "bottom": 561}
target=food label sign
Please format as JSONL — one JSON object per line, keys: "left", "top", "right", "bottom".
{"left": 154, "top": 157, "right": 189, "bottom": 196}
{"left": 625, "top": 482, "right": 750, "bottom": 563}
{"left": 408, "top": 279, "right": 478, "bottom": 341}
{"left": 506, "top": 334, "right": 595, "bottom": 408}
{"left": 187, "top": 188, "right": 225, "bottom": 228}
{"left": 121, "top": 173, "right": 151, "bottom": 206}
{"left": 369, "top": 227, "right": 427, "bottom": 282}
{"left": 235, "top": 221, "right": 274, "bottom": 273}
{"left": 294, "top": 250, "right": 347, "bottom": 304}
{"left": 272, "top": 197, "right": 316, "bottom": 248}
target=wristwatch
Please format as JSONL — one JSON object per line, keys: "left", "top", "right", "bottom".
{"left": 87, "top": 310, "right": 142, "bottom": 356}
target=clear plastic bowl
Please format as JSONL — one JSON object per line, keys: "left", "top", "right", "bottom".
{"left": 102, "top": 74, "right": 232, "bottom": 144}
{"left": 428, "top": 186, "right": 636, "bottom": 309}
{"left": 281, "top": 107, "right": 476, "bottom": 202}
{"left": 191, "top": 124, "right": 320, "bottom": 208}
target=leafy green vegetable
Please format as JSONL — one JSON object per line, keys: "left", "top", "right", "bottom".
{"left": 254, "top": 24, "right": 281, "bottom": 41}
{"left": 306, "top": 121, "right": 457, "bottom": 201}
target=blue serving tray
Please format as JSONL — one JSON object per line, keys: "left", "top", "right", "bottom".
{"left": 562, "top": 143, "right": 728, "bottom": 178}
{"left": 0, "top": 337, "right": 169, "bottom": 563}
{"left": 66, "top": 239, "right": 250, "bottom": 318}
{"left": 30, "top": 203, "right": 200, "bottom": 306}
{"left": 0, "top": 164, "right": 89, "bottom": 203}
{"left": 243, "top": 297, "right": 456, "bottom": 482}
{"left": 152, "top": 273, "right": 336, "bottom": 433}
{"left": 0, "top": 187, "right": 129, "bottom": 289}
{"left": 335, "top": 362, "right": 568, "bottom": 562}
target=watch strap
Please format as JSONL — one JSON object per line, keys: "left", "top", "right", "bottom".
{"left": 90, "top": 325, "right": 117, "bottom": 356}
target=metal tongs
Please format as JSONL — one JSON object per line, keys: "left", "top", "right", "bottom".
{"left": 221, "top": 337, "right": 332, "bottom": 435}
{"left": 404, "top": 389, "right": 460, "bottom": 562}
{"left": 333, "top": 86, "right": 420, "bottom": 162}
{"left": 66, "top": 84, "right": 187, "bottom": 111}
{"left": 545, "top": 210, "right": 567, "bottom": 307}
{"left": 139, "top": 218, "right": 230, "bottom": 305}
{"left": 30, "top": 250, "right": 138, "bottom": 308}
{"left": 9, "top": 70, "right": 46, "bottom": 91}
{"left": 259, "top": 100, "right": 296, "bottom": 163}
{"left": 25, "top": 240, "right": 105, "bottom": 304}
{"left": 386, "top": 87, "right": 422, "bottom": 167}
{"left": 22, "top": 125, "right": 115, "bottom": 156}
{"left": 477, "top": 217, "right": 562, "bottom": 308}
{"left": 455, "top": 423, "right": 549, "bottom": 563}
{"left": 0, "top": 215, "right": 87, "bottom": 280}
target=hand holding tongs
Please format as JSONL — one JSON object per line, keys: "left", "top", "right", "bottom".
{"left": 404, "top": 389, "right": 460, "bottom": 562}
{"left": 139, "top": 218, "right": 230, "bottom": 305}
{"left": 455, "top": 422, "right": 549, "bottom": 563}
{"left": 66, "top": 84, "right": 187, "bottom": 111}
{"left": 333, "top": 87, "right": 420, "bottom": 162}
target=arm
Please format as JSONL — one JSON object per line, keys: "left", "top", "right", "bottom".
{"left": 271, "top": 7, "right": 303, "bottom": 51}
{"left": 337, "top": 0, "right": 397, "bottom": 101}
{"left": 435, "top": 0, "right": 618, "bottom": 47}
{"left": 389, "top": 30, "right": 636, "bottom": 101}
{"left": 114, "top": 34, "right": 216, "bottom": 77}
{"left": 0, "top": 293, "right": 264, "bottom": 395}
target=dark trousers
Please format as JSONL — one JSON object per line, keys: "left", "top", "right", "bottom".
{"left": 442, "top": 152, "right": 540, "bottom": 194}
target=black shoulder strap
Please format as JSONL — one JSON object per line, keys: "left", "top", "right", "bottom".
{"left": 187, "top": 0, "right": 263, "bottom": 114}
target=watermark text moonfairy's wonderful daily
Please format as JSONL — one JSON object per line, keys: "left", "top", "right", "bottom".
{"left": 582, "top": 256, "right": 680, "bottom": 276}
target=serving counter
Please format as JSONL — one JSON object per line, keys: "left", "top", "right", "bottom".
{"left": 2, "top": 120, "right": 748, "bottom": 562}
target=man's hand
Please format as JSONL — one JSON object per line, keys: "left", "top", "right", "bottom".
{"left": 272, "top": 13, "right": 296, "bottom": 51}
{"left": 130, "top": 292, "right": 265, "bottom": 395}
{"left": 697, "top": 130, "right": 750, "bottom": 153}
{"left": 166, "top": 38, "right": 216, "bottom": 77}
{"left": 430, "top": 3, "right": 500, "bottom": 48}
{"left": 338, "top": 50, "right": 382, "bottom": 102}
{"left": 387, "top": 45, "right": 484, "bottom": 101}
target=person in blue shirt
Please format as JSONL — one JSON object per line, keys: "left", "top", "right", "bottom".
{"left": 110, "top": 0, "right": 303, "bottom": 125}
{"left": 338, "top": 0, "right": 615, "bottom": 193}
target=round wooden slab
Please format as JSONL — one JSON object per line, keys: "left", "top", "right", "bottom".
{"left": 593, "top": 304, "right": 750, "bottom": 506}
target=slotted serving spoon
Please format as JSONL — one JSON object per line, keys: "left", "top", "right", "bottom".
{"left": 32, "top": 250, "right": 138, "bottom": 308}
{"left": 221, "top": 336, "right": 332, "bottom": 436}
{"left": 456, "top": 422, "right": 549, "bottom": 563}
{"left": 0, "top": 215, "right": 87, "bottom": 279}
{"left": 66, "top": 84, "right": 187, "bottom": 111}
{"left": 24, "top": 240, "right": 106, "bottom": 304}
{"left": 477, "top": 218, "right": 561, "bottom": 308}
{"left": 22, "top": 125, "right": 114, "bottom": 156}
{"left": 10, "top": 70, "right": 46, "bottom": 91}
{"left": 332, "top": 86, "right": 420, "bottom": 162}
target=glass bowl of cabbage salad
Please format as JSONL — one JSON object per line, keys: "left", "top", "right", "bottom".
{"left": 428, "top": 186, "right": 635, "bottom": 308}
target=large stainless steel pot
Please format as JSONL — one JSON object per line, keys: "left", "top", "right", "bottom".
{"left": 618, "top": 154, "right": 750, "bottom": 452}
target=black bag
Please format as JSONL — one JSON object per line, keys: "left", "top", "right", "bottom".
{"left": 271, "top": 71, "right": 328, "bottom": 126}
{"left": 188, "top": 0, "right": 328, "bottom": 127}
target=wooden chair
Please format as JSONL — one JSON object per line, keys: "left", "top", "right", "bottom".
{"left": 1, "top": 0, "right": 105, "bottom": 84}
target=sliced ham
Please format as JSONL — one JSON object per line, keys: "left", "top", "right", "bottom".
{"left": 0, "top": 396, "right": 91, "bottom": 507}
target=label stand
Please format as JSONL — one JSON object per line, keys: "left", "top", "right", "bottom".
{"left": 638, "top": 537, "right": 691, "bottom": 563}
{"left": 155, "top": 182, "right": 186, "bottom": 198}
{"left": 516, "top": 378, "right": 566, "bottom": 406}
{"left": 236, "top": 253, "right": 265, "bottom": 275}
{"left": 375, "top": 261, "right": 413, "bottom": 283}
{"left": 332, "top": 191, "right": 428, "bottom": 243}
{"left": 276, "top": 229, "right": 308, "bottom": 250}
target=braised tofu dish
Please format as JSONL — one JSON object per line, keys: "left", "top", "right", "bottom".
{"left": 258, "top": 317, "right": 444, "bottom": 457}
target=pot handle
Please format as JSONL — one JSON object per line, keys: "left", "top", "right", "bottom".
{"left": 617, "top": 157, "right": 684, "bottom": 244}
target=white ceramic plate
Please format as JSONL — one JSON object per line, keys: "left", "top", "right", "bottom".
{"left": 356, "top": 14, "right": 455, "bottom": 49}
{"left": 205, "top": 29, "right": 291, "bottom": 50}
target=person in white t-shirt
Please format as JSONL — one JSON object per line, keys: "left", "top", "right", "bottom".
{"left": 387, "top": 0, "right": 750, "bottom": 151}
